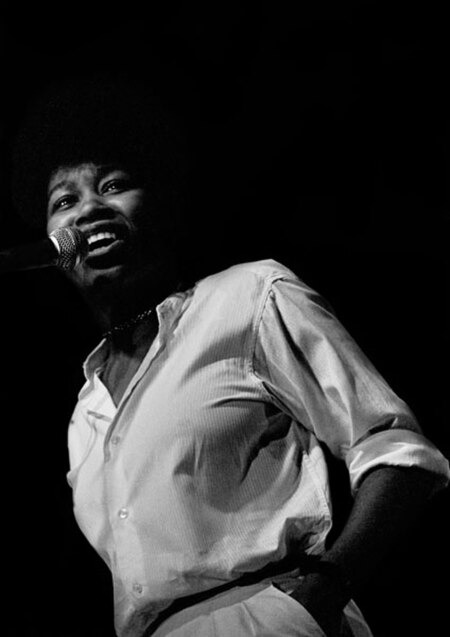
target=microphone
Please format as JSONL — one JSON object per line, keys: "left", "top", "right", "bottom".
{"left": 0, "top": 227, "right": 89, "bottom": 273}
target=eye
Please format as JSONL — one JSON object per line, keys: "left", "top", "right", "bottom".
{"left": 50, "top": 194, "right": 78, "bottom": 214}
{"left": 101, "top": 178, "right": 130, "bottom": 195}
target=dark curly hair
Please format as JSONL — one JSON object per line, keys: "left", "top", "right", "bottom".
{"left": 11, "top": 75, "right": 189, "bottom": 231}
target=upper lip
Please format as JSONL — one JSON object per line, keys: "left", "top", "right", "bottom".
{"left": 87, "top": 231, "right": 118, "bottom": 246}
{"left": 82, "top": 222, "right": 127, "bottom": 243}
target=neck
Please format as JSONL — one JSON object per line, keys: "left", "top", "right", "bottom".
{"left": 106, "top": 308, "right": 159, "bottom": 354}
{"left": 102, "top": 307, "right": 155, "bottom": 338}
{"left": 85, "top": 260, "right": 182, "bottom": 336}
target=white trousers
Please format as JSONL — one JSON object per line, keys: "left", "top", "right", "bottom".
{"left": 149, "top": 581, "right": 373, "bottom": 637}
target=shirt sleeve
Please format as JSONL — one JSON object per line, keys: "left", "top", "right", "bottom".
{"left": 253, "top": 273, "right": 450, "bottom": 493}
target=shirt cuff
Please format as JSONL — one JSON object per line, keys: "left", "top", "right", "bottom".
{"left": 346, "top": 428, "right": 450, "bottom": 493}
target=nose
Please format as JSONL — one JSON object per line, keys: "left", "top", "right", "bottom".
{"left": 74, "top": 193, "right": 115, "bottom": 228}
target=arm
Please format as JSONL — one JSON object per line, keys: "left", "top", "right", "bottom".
{"left": 254, "top": 273, "right": 449, "bottom": 633}
{"left": 289, "top": 464, "right": 438, "bottom": 636}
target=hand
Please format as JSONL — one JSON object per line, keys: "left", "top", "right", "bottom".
{"left": 281, "top": 572, "right": 348, "bottom": 637}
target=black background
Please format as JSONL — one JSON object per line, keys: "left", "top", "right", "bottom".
{"left": 1, "top": 2, "right": 448, "bottom": 636}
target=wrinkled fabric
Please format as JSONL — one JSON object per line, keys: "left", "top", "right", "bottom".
{"left": 148, "top": 581, "right": 372, "bottom": 637}
{"left": 67, "top": 259, "right": 449, "bottom": 636}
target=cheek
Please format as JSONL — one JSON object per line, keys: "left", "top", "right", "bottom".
{"left": 122, "top": 191, "right": 148, "bottom": 221}
{"left": 131, "top": 193, "right": 170, "bottom": 234}
{"left": 46, "top": 211, "right": 69, "bottom": 235}
{"left": 123, "top": 198, "right": 161, "bottom": 240}
{"left": 46, "top": 216, "right": 58, "bottom": 234}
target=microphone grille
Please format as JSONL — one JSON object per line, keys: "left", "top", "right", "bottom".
{"left": 49, "top": 227, "right": 89, "bottom": 271}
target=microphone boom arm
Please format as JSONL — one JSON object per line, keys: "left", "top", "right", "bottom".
{"left": 0, "top": 228, "right": 88, "bottom": 273}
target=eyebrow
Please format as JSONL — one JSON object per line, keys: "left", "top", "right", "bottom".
{"left": 47, "top": 165, "right": 127, "bottom": 199}
{"left": 47, "top": 179, "right": 74, "bottom": 199}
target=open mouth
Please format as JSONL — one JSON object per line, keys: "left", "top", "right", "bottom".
{"left": 87, "top": 231, "right": 119, "bottom": 253}
{"left": 85, "top": 229, "right": 127, "bottom": 264}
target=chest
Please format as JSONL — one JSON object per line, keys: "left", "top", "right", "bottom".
{"left": 73, "top": 301, "right": 287, "bottom": 476}
{"left": 100, "top": 345, "right": 150, "bottom": 406}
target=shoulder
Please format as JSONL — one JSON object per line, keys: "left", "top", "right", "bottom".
{"left": 186, "top": 259, "right": 333, "bottom": 326}
{"left": 184, "top": 259, "right": 300, "bottom": 324}
{"left": 196, "top": 258, "right": 300, "bottom": 294}
{"left": 191, "top": 258, "right": 328, "bottom": 313}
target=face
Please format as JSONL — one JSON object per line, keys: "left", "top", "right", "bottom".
{"left": 46, "top": 162, "right": 170, "bottom": 296}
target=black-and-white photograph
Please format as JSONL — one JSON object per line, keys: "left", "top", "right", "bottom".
{"left": 1, "top": 2, "right": 448, "bottom": 636}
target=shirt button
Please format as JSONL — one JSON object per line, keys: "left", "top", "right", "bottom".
{"left": 111, "top": 435, "right": 121, "bottom": 445}
{"left": 133, "top": 583, "right": 143, "bottom": 594}
{"left": 118, "top": 508, "right": 129, "bottom": 519}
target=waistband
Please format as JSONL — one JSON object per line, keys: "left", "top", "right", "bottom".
{"left": 145, "top": 554, "right": 321, "bottom": 636}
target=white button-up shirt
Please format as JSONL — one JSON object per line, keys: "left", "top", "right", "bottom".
{"left": 67, "top": 259, "right": 449, "bottom": 636}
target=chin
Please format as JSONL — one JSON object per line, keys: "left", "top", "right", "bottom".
{"left": 69, "top": 253, "right": 177, "bottom": 312}
{"left": 69, "top": 262, "right": 128, "bottom": 297}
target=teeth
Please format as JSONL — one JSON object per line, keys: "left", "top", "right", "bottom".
{"left": 87, "top": 231, "right": 117, "bottom": 246}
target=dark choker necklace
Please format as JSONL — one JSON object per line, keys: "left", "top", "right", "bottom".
{"left": 102, "top": 308, "right": 154, "bottom": 340}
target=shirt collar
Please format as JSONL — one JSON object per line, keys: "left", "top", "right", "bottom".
{"left": 82, "top": 287, "right": 193, "bottom": 382}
